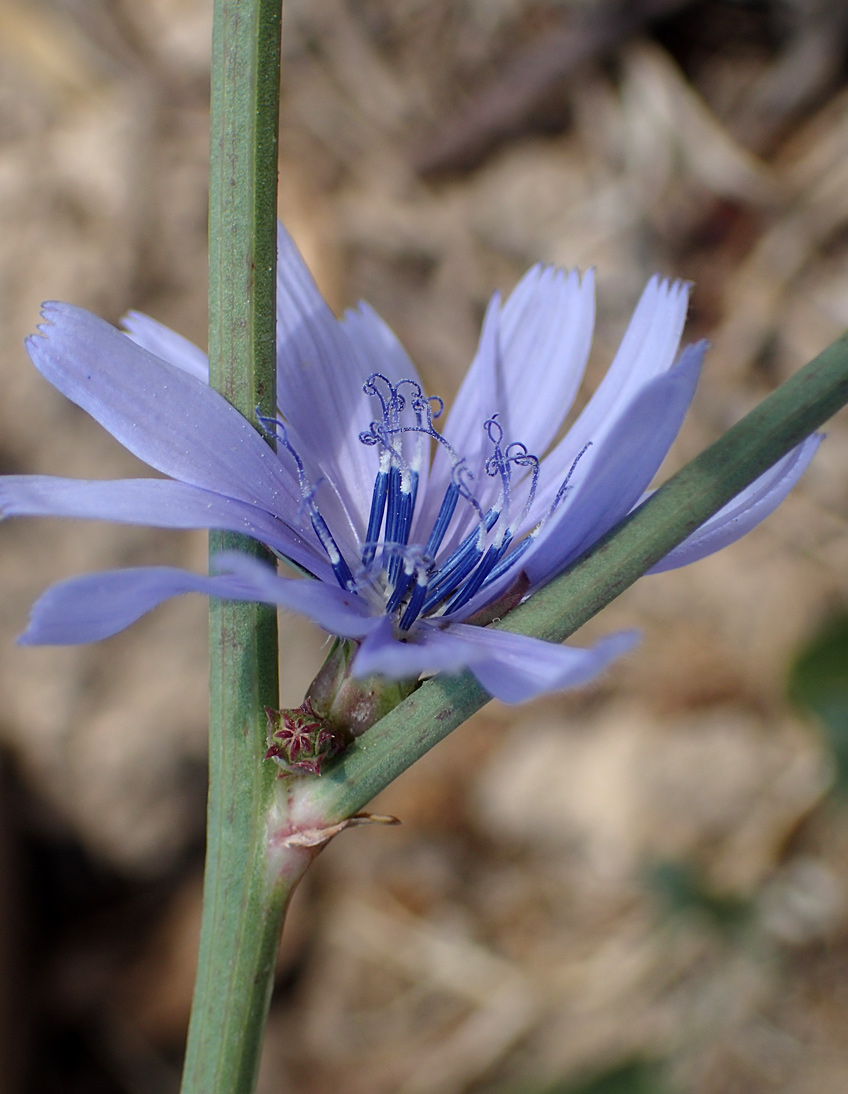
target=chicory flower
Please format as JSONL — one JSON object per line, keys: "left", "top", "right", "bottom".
{"left": 2, "top": 227, "right": 819, "bottom": 703}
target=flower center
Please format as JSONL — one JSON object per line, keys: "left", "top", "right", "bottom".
{"left": 354, "top": 374, "right": 545, "bottom": 629}
{"left": 263, "top": 374, "right": 588, "bottom": 632}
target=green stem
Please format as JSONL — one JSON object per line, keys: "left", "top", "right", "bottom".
{"left": 291, "top": 328, "right": 848, "bottom": 826}
{"left": 180, "top": 2, "right": 286, "bottom": 1093}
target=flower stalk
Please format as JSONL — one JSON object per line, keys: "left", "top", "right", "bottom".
{"left": 180, "top": 1, "right": 285, "bottom": 1092}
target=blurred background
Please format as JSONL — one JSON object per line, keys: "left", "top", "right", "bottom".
{"left": 1, "top": 0, "right": 848, "bottom": 1090}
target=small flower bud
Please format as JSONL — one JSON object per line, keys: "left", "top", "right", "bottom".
{"left": 265, "top": 643, "right": 419, "bottom": 778}
{"left": 264, "top": 700, "right": 353, "bottom": 777}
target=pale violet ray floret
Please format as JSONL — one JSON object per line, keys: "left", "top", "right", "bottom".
{"left": 424, "top": 264, "right": 596, "bottom": 530}
{"left": 4, "top": 223, "right": 820, "bottom": 704}
{"left": 352, "top": 617, "right": 639, "bottom": 706}
{"left": 273, "top": 228, "right": 393, "bottom": 548}
{"left": 521, "top": 342, "right": 706, "bottom": 589}
{"left": 26, "top": 303, "right": 306, "bottom": 522}
{"left": 122, "top": 310, "right": 210, "bottom": 382}
{"left": 645, "top": 434, "right": 822, "bottom": 573}
{"left": 17, "top": 554, "right": 636, "bottom": 707}
{"left": 0, "top": 476, "right": 335, "bottom": 583}
{"left": 443, "top": 340, "right": 706, "bottom": 620}
{"left": 425, "top": 272, "right": 693, "bottom": 562}
{"left": 413, "top": 264, "right": 598, "bottom": 559}
{"left": 18, "top": 552, "right": 379, "bottom": 647}
{"left": 472, "top": 264, "right": 595, "bottom": 456}
{"left": 516, "top": 275, "right": 693, "bottom": 529}
{"left": 426, "top": 626, "right": 639, "bottom": 707}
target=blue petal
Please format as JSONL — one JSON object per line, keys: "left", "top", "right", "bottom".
{"left": 121, "top": 310, "right": 210, "bottom": 382}
{"left": 523, "top": 342, "right": 705, "bottom": 588}
{"left": 450, "top": 624, "right": 639, "bottom": 704}
{"left": 0, "top": 476, "right": 331, "bottom": 580}
{"left": 19, "top": 567, "right": 261, "bottom": 645}
{"left": 416, "top": 293, "right": 504, "bottom": 553}
{"left": 353, "top": 616, "right": 475, "bottom": 679}
{"left": 19, "top": 554, "right": 377, "bottom": 646}
{"left": 353, "top": 617, "right": 637, "bottom": 704}
{"left": 495, "top": 264, "right": 595, "bottom": 456}
{"left": 275, "top": 226, "right": 382, "bottom": 538}
{"left": 27, "top": 303, "right": 304, "bottom": 521}
{"left": 424, "top": 268, "right": 596, "bottom": 549}
{"left": 529, "top": 276, "right": 690, "bottom": 522}
{"left": 341, "top": 300, "right": 423, "bottom": 391}
{"left": 648, "top": 434, "right": 822, "bottom": 573}
{"left": 211, "top": 552, "right": 379, "bottom": 636}
{"left": 566, "top": 275, "right": 690, "bottom": 449}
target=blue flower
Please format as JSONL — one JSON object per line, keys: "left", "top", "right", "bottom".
{"left": 2, "top": 227, "right": 819, "bottom": 703}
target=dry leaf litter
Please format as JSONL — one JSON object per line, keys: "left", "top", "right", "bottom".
{"left": 0, "top": 1, "right": 847, "bottom": 1091}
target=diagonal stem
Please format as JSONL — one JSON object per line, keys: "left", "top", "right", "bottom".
{"left": 294, "top": 328, "right": 848, "bottom": 824}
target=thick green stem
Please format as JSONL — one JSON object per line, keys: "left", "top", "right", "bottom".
{"left": 292, "top": 328, "right": 848, "bottom": 826}
{"left": 180, "top": 2, "right": 285, "bottom": 1093}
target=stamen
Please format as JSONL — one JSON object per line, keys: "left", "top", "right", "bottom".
{"left": 353, "top": 373, "right": 573, "bottom": 629}
{"left": 360, "top": 374, "right": 427, "bottom": 581}
{"left": 483, "top": 417, "right": 542, "bottom": 545}
{"left": 424, "top": 481, "right": 460, "bottom": 558}
{"left": 385, "top": 466, "right": 417, "bottom": 584}
{"left": 449, "top": 442, "right": 593, "bottom": 608}
{"left": 423, "top": 416, "right": 541, "bottom": 612}
{"left": 421, "top": 461, "right": 493, "bottom": 600}
{"left": 382, "top": 544, "right": 427, "bottom": 614}
{"left": 441, "top": 440, "right": 596, "bottom": 609}
{"left": 398, "top": 572, "right": 429, "bottom": 631}
{"left": 406, "top": 391, "right": 461, "bottom": 467}
{"left": 362, "top": 374, "right": 398, "bottom": 425}
{"left": 256, "top": 411, "right": 354, "bottom": 590}
{"left": 408, "top": 392, "right": 441, "bottom": 475}
{"left": 359, "top": 420, "right": 404, "bottom": 463}
{"left": 385, "top": 564, "right": 414, "bottom": 614}
{"left": 504, "top": 443, "right": 540, "bottom": 536}
{"left": 311, "top": 510, "right": 355, "bottom": 591}
{"left": 480, "top": 533, "right": 533, "bottom": 586}
{"left": 362, "top": 467, "right": 389, "bottom": 566}
{"left": 545, "top": 442, "right": 593, "bottom": 521}
{"left": 420, "top": 508, "right": 499, "bottom": 615}
{"left": 443, "top": 534, "right": 513, "bottom": 613}
{"left": 484, "top": 415, "right": 510, "bottom": 521}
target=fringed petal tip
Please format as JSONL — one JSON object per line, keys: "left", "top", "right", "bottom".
{"left": 32, "top": 300, "right": 69, "bottom": 333}
{"left": 24, "top": 306, "right": 57, "bottom": 349}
